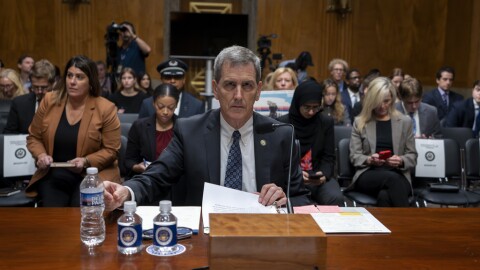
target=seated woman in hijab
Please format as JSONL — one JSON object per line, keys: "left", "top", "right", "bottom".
{"left": 277, "top": 80, "right": 344, "bottom": 206}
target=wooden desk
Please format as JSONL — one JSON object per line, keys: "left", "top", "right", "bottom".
{"left": 0, "top": 208, "right": 479, "bottom": 269}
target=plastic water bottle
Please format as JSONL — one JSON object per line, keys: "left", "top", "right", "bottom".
{"left": 153, "top": 200, "right": 177, "bottom": 252}
{"left": 117, "top": 201, "right": 143, "bottom": 254}
{"left": 80, "top": 167, "right": 105, "bottom": 247}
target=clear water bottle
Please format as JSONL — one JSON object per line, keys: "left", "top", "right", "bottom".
{"left": 117, "top": 201, "right": 143, "bottom": 255}
{"left": 153, "top": 200, "right": 177, "bottom": 252}
{"left": 80, "top": 167, "right": 105, "bottom": 247}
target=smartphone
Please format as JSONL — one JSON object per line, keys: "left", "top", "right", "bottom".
{"left": 378, "top": 150, "right": 392, "bottom": 160}
{"left": 308, "top": 171, "right": 322, "bottom": 180}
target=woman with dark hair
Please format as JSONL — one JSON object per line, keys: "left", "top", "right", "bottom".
{"left": 26, "top": 55, "right": 121, "bottom": 206}
{"left": 277, "top": 80, "right": 344, "bottom": 206}
{"left": 137, "top": 71, "right": 154, "bottom": 96}
{"left": 125, "top": 83, "right": 180, "bottom": 176}
{"left": 108, "top": 67, "right": 148, "bottom": 113}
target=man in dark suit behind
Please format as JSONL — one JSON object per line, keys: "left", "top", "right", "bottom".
{"left": 396, "top": 77, "right": 442, "bottom": 138}
{"left": 103, "top": 45, "right": 310, "bottom": 211}
{"left": 445, "top": 80, "right": 480, "bottom": 137}
{"left": 3, "top": 59, "right": 56, "bottom": 134}
{"left": 137, "top": 58, "right": 204, "bottom": 119}
{"left": 422, "top": 66, "right": 463, "bottom": 125}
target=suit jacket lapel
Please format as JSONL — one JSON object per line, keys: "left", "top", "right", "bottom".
{"left": 77, "top": 96, "right": 95, "bottom": 156}
{"left": 253, "top": 113, "right": 272, "bottom": 191}
{"left": 179, "top": 92, "right": 189, "bottom": 118}
{"left": 205, "top": 110, "right": 221, "bottom": 185}
{"left": 365, "top": 121, "right": 376, "bottom": 153}
{"left": 391, "top": 116, "right": 401, "bottom": 155}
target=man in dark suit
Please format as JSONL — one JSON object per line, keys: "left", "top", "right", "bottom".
{"left": 396, "top": 77, "right": 442, "bottom": 138}
{"left": 341, "top": 68, "right": 362, "bottom": 124}
{"left": 3, "top": 59, "right": 56, "bottom": 134}
{"left": 445, "top": 80, "right": 480, "bottom": 137}
{"left": 422, "top": 66, "right": 463, "bottom": 124}
{"left": 137, "top": 58, "right": 204, "bottom": 118}
{"left": 103, "top": 45, "right": 310, "bottom": 210}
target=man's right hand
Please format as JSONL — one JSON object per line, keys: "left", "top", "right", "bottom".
{"left": 103, "top": 181, "right": 131, "bottom": 212}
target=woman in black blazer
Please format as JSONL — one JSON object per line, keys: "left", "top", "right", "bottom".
{"left": 125, "top": 84, "right": 179, "bottom": 177}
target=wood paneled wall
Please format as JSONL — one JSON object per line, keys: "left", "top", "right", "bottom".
{"left": 1, "top": 0, "right": 479, "bottom": 91}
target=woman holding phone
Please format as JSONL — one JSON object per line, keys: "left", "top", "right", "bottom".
{"left": 348, "top": 77, "right": 417, "bottom": 207}
{"left": 277, "top": 81, "right": 344, "bottom": 206}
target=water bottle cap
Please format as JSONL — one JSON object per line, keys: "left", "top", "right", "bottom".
{"left": 124, "top": 201, "right": 137, "bottom": 212}
{"left": 86, "top": 167, "right": 98, "bottom": 174}
{"left": 159, "top": 200, "right": 172, "bottom": 212}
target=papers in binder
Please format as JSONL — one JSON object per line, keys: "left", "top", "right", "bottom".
{"left": 202, "top": 182, "right": 278, "bottom": 233}
{"left": 137, "top": 206, "right": 201, "bottom": 234}
{"left": 310, "top": 207, "right": 391, "bottom": 234}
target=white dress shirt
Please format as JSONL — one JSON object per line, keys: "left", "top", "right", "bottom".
{"left": 220, "top": 114, "right": 256, "bottom": 192}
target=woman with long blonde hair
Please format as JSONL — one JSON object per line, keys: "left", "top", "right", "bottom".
{"left": 347, "top": 77, "right": 417, "bottom": 207}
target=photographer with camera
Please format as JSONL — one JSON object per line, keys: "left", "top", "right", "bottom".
{"left": 113, "top": 21, "right": 151, "bottom": 77}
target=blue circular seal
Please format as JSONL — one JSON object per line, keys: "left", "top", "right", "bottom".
{"left": 155, "top": 227, "right": 173, "bottom": 246}
{"left": 120, "top": 227, "right": 138, "bottom": 247}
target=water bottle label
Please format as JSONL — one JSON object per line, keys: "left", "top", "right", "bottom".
{"left": 118, "top": 224, "right": 142, "bottom": 247}
{"left": 153, "top": 224, "right": 177, "bottom": 247}
{"left": 80, "top": 190, "right": 104, "bottom": 206}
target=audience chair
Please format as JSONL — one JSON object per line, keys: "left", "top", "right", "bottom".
{"left": 337, "top": 138, "right": 378, "bottom": 206}
{"left": 120, "top": 122, "right": 132, "bottom": 138}
{"left": 118, "top": 135, "right": 128, "bottom": 179}
{"left": 0, "top": 100, "right": 12, "bottom": 133}
{"left": 440, "top": 127, "right": 473, "bottom": 150}
{"left": 418, "top": 138, "right": 480, "bottom": 207}
{"left": 0, "top": 134, "right": 36, "bottom": 207}
{"left": 465, "top": 138, "right": 480, "bottom": 191}
{"left": 118, "top": 113, "right": 139, "bottom": 124}
{"left": 334, "top": 125, "right": 352, "bottom": 183}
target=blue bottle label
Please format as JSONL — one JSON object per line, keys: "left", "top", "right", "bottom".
{"left": 118, "top": 224, "right": 142, "bottom": 247}
{"left": 80, "top": 190, "right": 104, "bottom": 206}
{"left": 153, "top": 223, "right": 177, "bottom": 247}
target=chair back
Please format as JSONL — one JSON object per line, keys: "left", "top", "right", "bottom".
{"left": 465, "top": 138, "right": 479, "bottom": 177}
{"left": 120, "top": 122, "right": 132, "bottom": 138}
{"left": 441, "top": 127, "right": 473, "bottom": 150}
{"left": 443, "top": 138, "right": 461, "bottom": 178}
{"left": 334, "top": 126, "right": 352, "bottom": 149}
{"left": 337, "top": 138, "right": 354, "bottom": 180}
{"left": 0, "top": 100, "right": 12, "bottom": 133}
{"left": 118, "top": 135, "right": 128, "bottom": 178}
{"left": 118, "top": 113, "right": 139, "bottom": 124}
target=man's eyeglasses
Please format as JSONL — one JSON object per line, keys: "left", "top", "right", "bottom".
{"left": 300, "top": 105, "right": 321, "bottom": 113}
{"left": 31, "top": 85, "right": 51, "bottom": 92}
{"left": 162, "top": 75, "right": 184, "bottom": 81}
{"left": 0, "top": 84, "right": 15, "bottom": 91}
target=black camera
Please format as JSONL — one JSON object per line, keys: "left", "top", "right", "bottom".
{"left": 109, "top": 23, "right": 127, "bottom": 32}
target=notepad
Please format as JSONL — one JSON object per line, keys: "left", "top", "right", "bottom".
{"left": 310, "top": 207, "right": 391, "bottom": 234}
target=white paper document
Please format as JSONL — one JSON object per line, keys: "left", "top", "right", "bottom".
{"left": 415, "top": 139, "right": 445, "bottom": 178}
{"left": 310, "top": 207, "right": 391, "bottom": 234}
{"left": 202, "top": 183, "right": 277, "bottom": 233}
{"left": 137, "top": 206, "right": 201, "bottom": 233}
{"left": 3, "top": 135, "right": 36, "bottom": 177}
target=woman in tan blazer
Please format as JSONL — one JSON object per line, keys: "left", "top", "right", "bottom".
{"left": 27, "top": 55, "right": 121, "bottom": 206}
{"left": 348, "top": 77, "right": 417, "bottom": 207}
